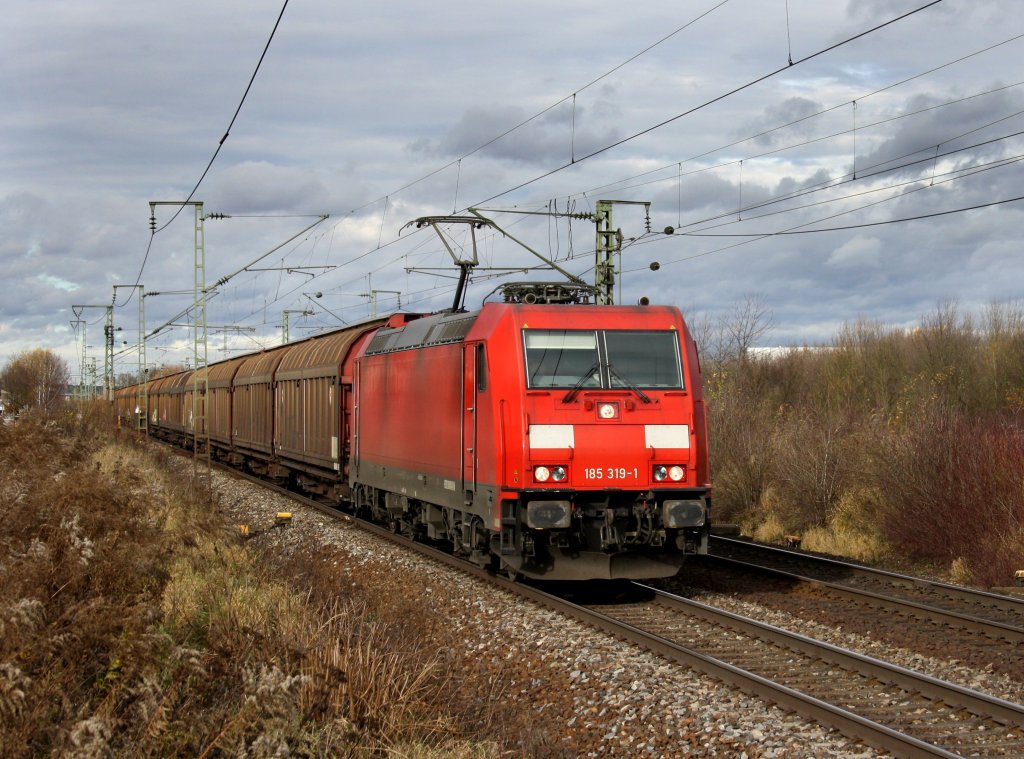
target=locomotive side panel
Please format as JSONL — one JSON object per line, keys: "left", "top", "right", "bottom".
{"left": 355, "top": 342, "right": 465, "bottom": 510}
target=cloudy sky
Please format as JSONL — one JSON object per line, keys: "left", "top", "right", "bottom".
{"left": 2, "top": 0, "right": 1022, "bottom": 381}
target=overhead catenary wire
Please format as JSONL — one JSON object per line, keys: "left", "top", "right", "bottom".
{"left": 673, "top": 123, "right": 1024, "bottom": 234}
{"left": 194, "top": 117, "right": 1023, "bottom": 354}
{"left": 469, "top": 0, "right": 947, "bottom": 208}
{"left": 211, "top": 0, "right": 959, "bottom": 332}
{"left": 123, "top": 0, "right": 291, "bottom": 304}
{"left": 579, "top": 80, "right": 1024, "bottom": 204}
{"left": 680, "top": 152, "right": 1024, "bottom": 235}
{"left": 676, "top": 194, "right": 1024, "bottom": 238}
{"left": 616, "top": 160, "right": 1024, "bottom": 273}
{"left": 321, "top": 0, "right": 736, "bottom": 226}
{"left": 118, "top": 0, "right": 1016, "bottom": 367}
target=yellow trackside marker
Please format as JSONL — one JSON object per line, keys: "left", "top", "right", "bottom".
{"left": 239, "top": 524, "right": 250, "bottom": 535}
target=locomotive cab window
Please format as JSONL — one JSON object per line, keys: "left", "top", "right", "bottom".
{"left": 523, "top": 329, "right": 683, "bottom": 389}
{"left": 524, "top": 331, "right": 600, "bottom": 389}
{"left": 605, "top": 331, "right": 683, "bottom": 389}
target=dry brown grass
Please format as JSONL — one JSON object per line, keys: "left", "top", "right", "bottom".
{"left": 705, "top": 301, "right": 1024, "bottom": 587}
{"left": 0, "top": 413, "right": 551, "bottom": 758}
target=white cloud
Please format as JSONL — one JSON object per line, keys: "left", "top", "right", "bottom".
{"left": 0, "top": 0, "right": 1022, "bottom": 370}
{"left": 826, "top": 236, "right": 883, "bottom": 268}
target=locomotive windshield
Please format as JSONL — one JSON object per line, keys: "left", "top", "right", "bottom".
{"left": 524, "top": 329, "right": 683, "bottom": 390}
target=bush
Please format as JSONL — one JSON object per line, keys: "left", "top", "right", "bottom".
{"left": 875, "top": 408, "right": 1024, "bottom": 587}
{"left": 0, "top": 416, "right": 524, "bottom": 757}
{"left": 702, "top": 299, "right": 1024, "bottom": 586}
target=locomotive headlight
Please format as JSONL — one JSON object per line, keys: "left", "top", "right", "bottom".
{"left": 550, "top": 465, "right": 567, "bottom": 482}
{"left": 534, "top": 466, "right": 551, "bottom": 482}
{"left": 653, "top": 465, "right": 668, "bottom": 481}
{"left": 668, "top": 465, "right": 685, "bottom": 482}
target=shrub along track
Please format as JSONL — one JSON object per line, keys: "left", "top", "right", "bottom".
{"left": 658, "top": 537, "right": 1024, "bottom": 683}
{"left": 207, "top": 458, "right": 1024, "bottom": 757}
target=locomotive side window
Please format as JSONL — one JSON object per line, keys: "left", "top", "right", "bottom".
{"left": 475, "top": 343, "right": 488, "bottom": 392}
{"left": 604, "top": 331, "right": 683, "bottom": 389}
{"left": 523, "top": 329, "right": 682, "bottom": 389}
{"left": 524, "top": 331, "right": 600, "bottom": 389}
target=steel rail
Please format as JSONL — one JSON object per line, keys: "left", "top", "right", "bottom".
{"left": 713, "top": 535, "right": 1024, "bottom": 616}
{"left": 637, "top": 585, "right": 1024, "bottom": 729}
{"left": 702, "top": 553, "right": 1024, "bottom": 644}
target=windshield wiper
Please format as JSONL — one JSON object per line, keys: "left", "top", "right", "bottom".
{"left": 608, "top": 364, "right": 651, "bottom": 404}
{"left": 561, "top": 362, "right": 600, "bottom": 403}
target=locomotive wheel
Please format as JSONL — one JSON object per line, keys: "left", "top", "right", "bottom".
{"left": 502, "top": 563, "right": 520, "bottom": 582}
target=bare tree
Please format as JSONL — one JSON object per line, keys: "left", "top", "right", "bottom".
{"left": 1, "top": 348, "right": 69, "bottom": 413}
{"left": 723, "top": 294, "right": 775, "bottom": 362}
{"left": 684, "top": 310, "right": 718, "bottom": 361}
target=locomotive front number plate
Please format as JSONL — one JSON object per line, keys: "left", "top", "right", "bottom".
{"left": 583, "top": 467, "right": 640, "bottom": 481}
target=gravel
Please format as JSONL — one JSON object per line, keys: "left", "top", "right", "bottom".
{"left": 671, "top": 586, "right": 1024, "bottom": 707}
{"left": 213, "top": 466, "right": 892, "bottom": 758}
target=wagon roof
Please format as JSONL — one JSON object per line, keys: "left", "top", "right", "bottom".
{"left": 233, "top": 346, "right": 290, "bottom": 386}
{"left": 207, "top": 355, "right": 249, "bottom": 388}
{"left": 276, "top": 321, "right": 384, "bottom": 380}
{"left": 164, "top": 371, "right": 195, "bottom": 392}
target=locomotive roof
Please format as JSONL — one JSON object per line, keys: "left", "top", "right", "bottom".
{"left": 363, "top": 310, "right": 477, "bottom": 356}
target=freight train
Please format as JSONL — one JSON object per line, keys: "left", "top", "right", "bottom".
{"left": 116, "top": 289, "right": 711, "bottom": 581}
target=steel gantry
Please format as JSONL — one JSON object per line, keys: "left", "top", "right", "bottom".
{"left": 71, "top": 303, "right": 114, "bottom": 400}
{"left": 113, "top": 284, "right": 147, "bottom": 431}
{"left": 593, "top": 200, "right": 651, "bottom": 306}
{"left": 149, "top": 201, "right": 210, "bottom": 485}
{"left": 281, "top": 310, "right": 314, "bottom": 344}
{"left": 70, "top": 318, "right": 87, "bottom": 400}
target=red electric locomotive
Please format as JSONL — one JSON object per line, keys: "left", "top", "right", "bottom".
{"left": 117, "top": 209, "right": 712, "bottom": 582}
{"left": 350, "top": 297, "right": 710, "bottom": 580}
{"left": 120, "top": 290, "right": 711, "bottom": 581}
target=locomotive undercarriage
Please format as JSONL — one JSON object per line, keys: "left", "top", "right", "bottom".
{"left": 349, "top": 482, "right": 494, "bottom": 568}
{"left": 301, "top": 463, "right": 709, "bottom": 581}
{"left": 497, "top": 490, "right": 710, "bottom": 581}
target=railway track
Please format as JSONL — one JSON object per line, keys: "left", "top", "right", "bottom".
{"left": 648, "top": 537, "right": 1024, "bottom": 688}
{"left": 580, "top": 585, "right": 1024, "bottom": 758}
{"left": 214, "top": 462, "right": 1024, "bottom": 757}
{"left": 710, "top": 535, "right": 1024, "bottom": 634}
